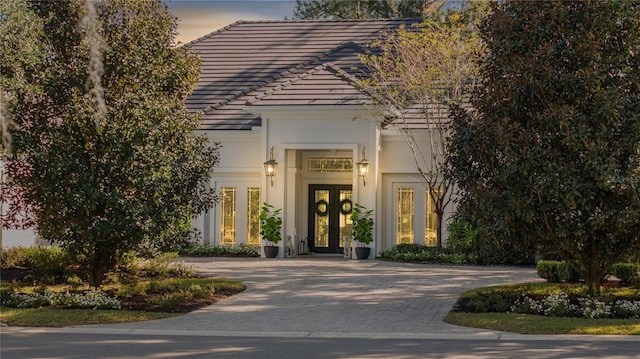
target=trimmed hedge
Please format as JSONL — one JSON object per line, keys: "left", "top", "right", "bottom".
{"left": 536, "top": 260, "right": 581, "bottom": 283}
{"left": 610, "top": 263, "right": 640, "bottom": 286}
{"left": 178, "top": 244, "right": 260, "bottom": 257}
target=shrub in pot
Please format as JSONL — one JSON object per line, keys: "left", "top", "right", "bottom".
{"left": 350, "top": 203, "right": 374, "bottom": 259}
{"left": 259, "top": 203, "right": 282, "bottom": 258}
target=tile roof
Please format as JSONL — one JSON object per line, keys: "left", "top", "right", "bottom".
{"left": 184, "top": 19, "right": 421, "bottom": 130}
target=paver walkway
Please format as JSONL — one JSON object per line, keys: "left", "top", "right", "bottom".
{"left": 81, "top": 256, "right": 542, "bottom": 338}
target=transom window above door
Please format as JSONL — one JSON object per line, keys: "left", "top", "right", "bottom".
{"left": 307, "top": 157, "right": 353, "bottom": 172}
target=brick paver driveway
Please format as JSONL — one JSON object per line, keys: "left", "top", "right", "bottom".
{"left": 83, "top": 256, "right": 542, "bottom": 338}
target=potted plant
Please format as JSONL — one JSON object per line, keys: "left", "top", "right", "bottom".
{"left": 259, "top": 202, "right": 282, "bottom": 258}
{"left": 350, "top": 203, "right": 374, "bottom": 259}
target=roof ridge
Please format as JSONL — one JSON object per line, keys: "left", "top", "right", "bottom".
{"left": 182, "top": 18, "right": 422, "bottom": 47}
{"left": 181, "top": 20, "right": 246, "bottom": 47}
{"left": 243, "top": 42, "right": 368, "bottom": 106}
{"left": 248, "top": 63, "right": 330, "bottom": 105}
{"left": 324, "top": 62, "right": 362, "bottom": 87}
{"left": 223, "top": 18, "right": 422, "bottom": 25}
{"left": 202, "top": 41, "right": 369, "bottom": 114}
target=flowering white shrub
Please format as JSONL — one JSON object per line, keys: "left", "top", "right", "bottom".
{"left": 540, "top": 293, "right": 577, "bottom": 317}
{"left": 11, "top": 291, "right": 55, "bottom": 308}
{"left": 614, "top": 300, "right": 640, "bottom": 318}
{"left": 509, "top": 293, "right": 640, "bottom": 319}
{"left": 2, "top": 289, "right": 120, "bottom": 310}
{"left": 510, "top": 296, "right": 542, "bottom": 314}
{"left": 578, "top": 297, "right": 612, "bottom": 319}
{"left": 51, "top": 289, "right": 121, "bottom": 310}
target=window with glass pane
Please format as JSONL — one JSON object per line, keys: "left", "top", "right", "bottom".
{"left": 246, "top": 187, "right": 261, "bottom": 245}
{"left": 314, "top": 190, "right": 329, "bottom": 248}
{"left": 425, "top": 190, "right": 437, "bottom": 247}
{"left": 220, "top": 187, "right": 236, "bottom": 246}
{"left": 397, "top": 188, "right": 414, "bottom": 244}
{"left": 307, "top": 157, "right": 353, "bottom": 172}
{"left": 339, "top": 190, "right": 353, "bottom": 247}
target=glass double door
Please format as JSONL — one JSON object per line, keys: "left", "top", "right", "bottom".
{"left": 308, "top": 185, "right": 353, "bottom": 253}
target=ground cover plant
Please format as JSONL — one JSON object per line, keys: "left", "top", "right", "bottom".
{"left": 379, "top": 242, "right": 533, "bottom": 266}
{"left": 0, "top": 247, "right": 245, "bottom": 327}
{"left": 445, "top": 283, "right": 640, "bottom": 334}
{"left": 178, "top": 244, "right": 259, "bottom": 257}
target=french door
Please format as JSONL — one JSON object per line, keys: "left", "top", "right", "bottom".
{"left": 308, "top": 185, "right": 353, "bottom": 253}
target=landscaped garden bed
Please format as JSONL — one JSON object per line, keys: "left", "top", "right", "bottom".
{"left": 0, "top": 247, "right": 245, "bottom": 327}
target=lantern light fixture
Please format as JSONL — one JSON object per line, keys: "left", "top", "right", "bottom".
{"left": 356, "top": 146, "right": 370, "bottom": 187}
{"left": 263, "top": 147, "right": 277, "bottom": 186}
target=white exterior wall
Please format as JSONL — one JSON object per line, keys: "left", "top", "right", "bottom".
{"left": 194, "top": 129, "right": 263, "bottom": 245}
{"left": 378, "top": 130, "right": 456, "bottom": 251}
{"left": 256, "top": 106, "right": 377, "bottom": 258}
{"left": 193, "top": 107, "right": 456, "bottom": 257}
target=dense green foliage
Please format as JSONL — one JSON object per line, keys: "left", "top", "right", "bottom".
{"left": 447, "top": 1, "right": 640, "bottom": 296}
{"left": 0, "top": 247, "right": 194, "bottom": 287}
{"left": 536, "top": 260, "right": 581, "bottom": 284}
{"left": 380, "top": 242, "right": 533, "bottom": 266}
{"left": 0, "top": 0, "right": 45, "bottom": 149}
{"left": 609, "top": 263, "right": 640, "bottom": 287}
{"left": 350, "top": 203, "right": 374, "bottom": 245}
{"left": 259, "top": 203, "right": 283, "bottom": 245}
{"left": 453, "top": 283, "right": 640, "bottom": 320}
{"left": 178, "top": 244, "right": 260, "bottom": 257}
{"left": 293, "top": 0, "right": 435, "bottom": 20}
{"left": 1, "top": 0, "right": 218, "bottom": 286}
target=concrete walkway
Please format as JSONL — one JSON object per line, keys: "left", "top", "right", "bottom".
{"left": 78, "top": 256, "right": 543, "bottom": 338}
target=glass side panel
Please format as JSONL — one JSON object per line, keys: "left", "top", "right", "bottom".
{"left": 339, "top": 189, "right": 353, "bottom": 248}
{"left": 397, "top": 188, "right": 414, "bottom": 244}
{"left": 425, "top": 190, "right": 438, "bottom": 247}
{"left": 246, "top": 187, "right": 261, "bottom": 246}
{"left": 314, "top": 190, "right": 330, "bottom": 248}
{"left": 307, "top": 157, "right": 353, "bottom": 172}
{"left": 220, "top": 187, "right": 236, "bottom": 246}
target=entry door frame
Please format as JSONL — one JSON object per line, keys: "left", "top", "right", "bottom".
{"left": 308, "top": 184, "right": 353, "bottom": 253}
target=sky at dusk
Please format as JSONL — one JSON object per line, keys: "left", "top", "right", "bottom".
{"left": 167, "top": 0, "right": 297, "bottom": 44}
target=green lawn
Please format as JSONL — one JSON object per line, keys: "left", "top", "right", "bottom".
{"left": 0, "top": 307, "right": 178, "bottom": 327}
{"left": 446, "top": 283, "right": 640, "bottom": 335}
{"left": 445, "top": 312, "right": 640, "bottom": 335}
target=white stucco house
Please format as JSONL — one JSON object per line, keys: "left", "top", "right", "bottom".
{"left": 186, "top": 19, "right": 455, "bottom": 258}
{"left": 1, "top": 19, "right": 456, "bottom": 255}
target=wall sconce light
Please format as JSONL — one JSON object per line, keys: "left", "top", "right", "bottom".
{"left": 356, "top": 146, "right": 370, "bottom": 187}
{"left": 263, "top": 147, "right": 278, "bottom": 187}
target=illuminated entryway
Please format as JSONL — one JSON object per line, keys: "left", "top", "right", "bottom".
{"left": 308, "top": 184, "right": 353, "bottom": 253}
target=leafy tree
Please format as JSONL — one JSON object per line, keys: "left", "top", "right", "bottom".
{"left": 0, "top": 0, "right": 45, "bottom": 151}
{"left": 360, "top": 4, "right": 483, "bottom": 248}
{"left": 0, "top": 0, "right": 45, "bottom": 242}
{"left": 293, "top": 0, "right": 441, "bottom": 19}
{"left": 2, "top": 0, "right": 219, "bottom": 287}
{"left": 447, "top": 1, "right": 640, "bottom": 296}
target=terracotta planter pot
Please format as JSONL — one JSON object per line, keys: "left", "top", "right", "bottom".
{"left": 355, "top": 247, "right": 370, "bottom": 259}
{"left": 264, "top": 245, "right": 279, "bottom": 258}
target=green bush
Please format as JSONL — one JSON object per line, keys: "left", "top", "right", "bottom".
{"left": 178, "top": 244, "right": 259, "bottom": 257}
{"left": 446, "top": 220, "right": 479, "bottom": 253}
{"left": 610, "top": 263, "right": 640, "bottom": 286}
{"left": 537, "top": 260, "right": 562, "bottom": 283}
{"left": 0, "top": 247, "right": 31, "bottom": 269}
{"left": 457, "top": 291, "right": 519, "bottom": 313}
{"left": 3, "top": 247, "right": 79, "bottom": 284}
{"left": 380, "top": 245, "right": 481, "bottom": 265}
{"left": 133, "top": 252, "right": 194, "bottom": 278}
{"left": 537, "top": 260, "right": 582, "bottom": 283}
{"left": 558, "top": 260, "right": 581, "bottom": 283}
{"left": 149, "top": 291, "right": 189, "bottom": 310}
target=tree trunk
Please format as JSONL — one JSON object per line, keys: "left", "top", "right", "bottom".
{"left": 436, "top": 208, "right": 443, "bottom": 250}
